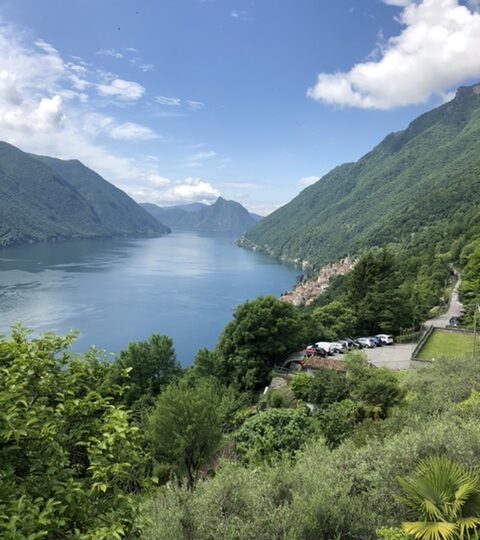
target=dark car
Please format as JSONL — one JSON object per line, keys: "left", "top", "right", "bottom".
{"left": 342, "top": 338, "right": 362, "bottom": 350}
{"left": 303, "top": 345, "right": 327, "bottom": 358}
{"left": 370, "top": 336, "right": 383, "bottom": 347}
{"left": 449, "top": 316, "right": 459, "bottom": 327}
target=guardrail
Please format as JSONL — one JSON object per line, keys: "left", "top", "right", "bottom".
{"left": 411, "top": 324, "right": 434, "bottom": 360}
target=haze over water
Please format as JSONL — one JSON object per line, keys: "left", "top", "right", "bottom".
{"left": 0, "top": 233, "right": 298, "bottom": 364}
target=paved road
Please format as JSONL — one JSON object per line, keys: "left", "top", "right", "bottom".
{"left": 363, "top": 343, "right": 416, "bottom": 370}
{"left": 424, "top": 275, "right": 462, "bottom": 328}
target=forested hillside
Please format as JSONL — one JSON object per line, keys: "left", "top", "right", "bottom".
{"left": 241, "top": 83, "right": 480, "bottom": 267}
{"left": 142, "top": 196, "right": 261, "bottom": 233}
{"left": 0, "top": 142, "right": 169, "bottom": 248}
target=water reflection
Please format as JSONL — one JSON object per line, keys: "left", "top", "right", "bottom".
{"left": 0, "top": 233, "right": 297, "bottom": 364}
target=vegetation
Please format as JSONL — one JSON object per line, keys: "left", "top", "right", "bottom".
{"left": 0, "top": 326, "right": 147, "bottom": 539}
{"left": 417, "top": 329, "right": 480, "bottom": 361}
{"left": 241, "top": 84, "right": 480, "bottom": 270}
{"left": 398, "top": 456, "right": 480, "bottom": 540}
{"left": 0, "top": 141, "right": 169, "bottom": 248}
{"left": 216, "top": 295, "right": 304, "bottom": 391}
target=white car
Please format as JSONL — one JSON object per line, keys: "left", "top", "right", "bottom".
{"left": 376, "top": 334, "right": 394, "bottom": 345}
{"left": 356, "top": 337, "right": 376, "bottom": 348}
{"left": 315, "top": 341, "right": 336, "bottom": 355}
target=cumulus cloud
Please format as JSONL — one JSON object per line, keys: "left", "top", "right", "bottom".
{"left": 97, "top": 78, "right": 145, "bottom": 101}
{"left": 107, "top": 121, "right": 159, "bottom": 141}
{"left": 96, "top": 48, "right": 123, "bottom": 59}
{"left": 308, "top": 0, "right": 480, "bottom": 109}
{"left": 299, "top": 175, "right": 318, "bottom": 187}
{"left": 131, "top": 177, "right": 220, "bottom": 205}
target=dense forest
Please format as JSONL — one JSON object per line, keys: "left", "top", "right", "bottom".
{"left": 240, "top": 84, "right": 480, "bottom": 269}
{"left": 0, "top": 142, "right": 170, "bottom": 248}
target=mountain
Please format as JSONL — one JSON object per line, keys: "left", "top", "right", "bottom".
{"left": 142, "top": 197, "right": 261, "bottom": 233}
{"left": 240, "top": 83, "right": 480, "bottom": 267}
{"left": 0, "top": 142, "right": 170, "bottom": 248}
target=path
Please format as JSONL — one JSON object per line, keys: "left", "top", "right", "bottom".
{"left": 424, "top": 274, "right": 462, "bottom": 328}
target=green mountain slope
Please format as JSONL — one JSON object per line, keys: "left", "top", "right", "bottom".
{"left": 240, "top": 83, "right": 480, "bottom": 267}
{"left": 142, "top": 197, "right": 261, "bottom": 233}
{"left": 0, "top": 142, "right": 169, "bottom": 248}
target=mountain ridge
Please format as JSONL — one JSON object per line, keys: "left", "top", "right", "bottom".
{"left": 240, "top": 83, "right": 480, "bottom": 268}
{"left": 0, "top": 142, "right": 170, "bottom": 248}
{"left": 142, "top": 197, "right": 261, "bottom": 233}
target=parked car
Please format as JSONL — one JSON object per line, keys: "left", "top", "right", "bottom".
{"left": 342, "top": 338, "right": 362, "bottom": 349}
{"left": 356, "top": 337, "right": 376, "bottom": 348}
{"left": 448, "top": 317, "right": 459, "bottom": 327}
{"left": 337, "top": 339, "right": 352, "bottom": 351}
{"left": 330, "top": 341, "right": 345, "bottom": 354}
{"left": 303, "top": 345, "right": 327, "bottom": 358}
{"left": 375, "top": 333, "right": 394, "bottom": 345}
{"left": 369, "top": 336, "right": 383, "bottom": 347}
{"left": 315, "top": 341, "right": 337, "bottom": 355}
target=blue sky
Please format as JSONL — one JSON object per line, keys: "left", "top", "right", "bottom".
{"left": 1, "top": 0, "right": 479, "bottom": 214}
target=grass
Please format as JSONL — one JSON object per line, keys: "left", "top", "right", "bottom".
{"left": 417, "top": 329, "right": 480, "bottom": 360}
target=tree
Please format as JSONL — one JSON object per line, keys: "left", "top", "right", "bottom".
{"left": 216, "top": 296, "right": 304, "bottom": 391}
{"left": 346, "top": 353, "right": 404, "bottom": 420}
{"left": 398, "top": 456, "right": 480, "bottom": 540}
{"left": 310, "top": 300, "right": 356, "bottom": 341}
{"left": 111, "top": 333, "right": 182, "bottom": 409}
{"left": 317, "top": 399, "right": 357, "bottom": 448}
{"left": 0, "top": 326, "right": 147, "bottom": 539}
{"left": 148, "top": 380, "right": 224, "bottom": 488}
{"left": 234, "top": 408, "right": 314, "bottom": 465}
{"left": 290, "top": 370, "right": 349, "bottom": 408}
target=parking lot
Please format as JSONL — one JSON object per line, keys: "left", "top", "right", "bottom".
{"left": 363, "top": 342, "right": 416, "bottom": 370}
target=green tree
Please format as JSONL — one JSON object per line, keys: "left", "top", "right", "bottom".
{"left": 398, "top": 456, "right": 480, "bottom": 540}
{"left": 317, "top": 399, "right": 357, "bottom": 448}
{"left": 148, "top": 380, "right": 224, "bottom": 488}
{"left": 234, "top": 408, "right": 314, "bottom": 465}
{"left": 0, "top": 326, "right": 147, "bottom": 539}
{"left": 310, "top": 300, "right": 356, "bottom": 341}
{"left": 111, "top": 333, "right": 182, "bottom": 409}
{"left": 216, "top": 296, "right": 304, "bottom": 392}
{"left": 346, "top": 353, "right": 404, "bottom": 419}
{"left": 290, "top": 370, "right": 349, "bottom": 408}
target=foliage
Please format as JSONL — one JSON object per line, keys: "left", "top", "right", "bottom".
{"left": 0, "top": 326, "right": 147, "bottom": 539}
{"left": 346, "top": 353, "right": 405, "bottom": 420}
{"left": 216, "top": 296, "right": 304, "bottom": 391}
{"left": 109, "top": 333, "right": 182, "bottom": 410}
{"left": 241, "top": 84, "right": 480, "bottom": 271}
{"left": 148, "top": 379, "right": 224, "bottom": 488}
{"left": 145, "top": 357, "right": 480, "bottom": 540}
{"left": 317, "top": 399, "right": 357, "bottom": 448}
{"left": 290, "top": 370, "right": 349, "bottom": 407}
{"left": 376, "top": 527, "right": 410, "bottom": 540}
{"left": 310, "top": 300, "right": 356, "bottom": 340}
{"left": 233, "top": 408, "right": 314, "bottom": 465}
{"left": 398, "top": 456, "right": 480, "bottom": 540}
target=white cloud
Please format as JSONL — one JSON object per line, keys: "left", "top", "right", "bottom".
{"left": 308, "top": 0, "right": 480, "bottom": 109}
{"left": 96, "top": 48, "right": 123, "bottom": 59}
{"left": 186, "top": 99, "right": 204, "bottom": 109}
{"left": 382, "top": 0, "right": 414, "bottom": 6}
{"left": 147, "top": 174, "right": 171, "bottom": 187}
{"left": 107, "top": 121, "right": 159, "bottom": 141}
{"left": 97, "top": 78, "right": 145, "bottom": 101}
{"left": 182, "top": 150, "right": 217, "bottom": 168}
{"left": 131, "top": 177, "right": 220, "bottom": 205}
{"left": 231, "top": 10, "right": 248, "bottom": 20}
{"left": 299, "top": 176, "right": 318, "bottom": 187}
{"left": 155, "top": 95, "right": 182, "bottom": 106}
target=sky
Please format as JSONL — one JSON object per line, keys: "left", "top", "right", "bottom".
{"left": 1, "top": 0, "right": 480, "bottom": 215}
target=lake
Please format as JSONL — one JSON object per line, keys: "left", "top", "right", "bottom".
{"left": 0, "top": 233, "right": 298, "bottom": 364}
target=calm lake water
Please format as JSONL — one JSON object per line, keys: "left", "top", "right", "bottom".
{"left": 0, "top": 233, "right": 298, "bottom": 365}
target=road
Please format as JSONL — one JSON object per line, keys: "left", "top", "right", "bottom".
{"left": 424, "top": 275, "right": 462, "bottom": 328}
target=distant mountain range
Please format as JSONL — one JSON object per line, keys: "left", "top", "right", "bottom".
{"left": 141, "top": 197, "right": 262, "bottom": 233}
{"left": 0, "top": 141, "right": 170, "bottom": 248}
{"left": 240, "top": 83, "right": 480, "bottom": 267}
